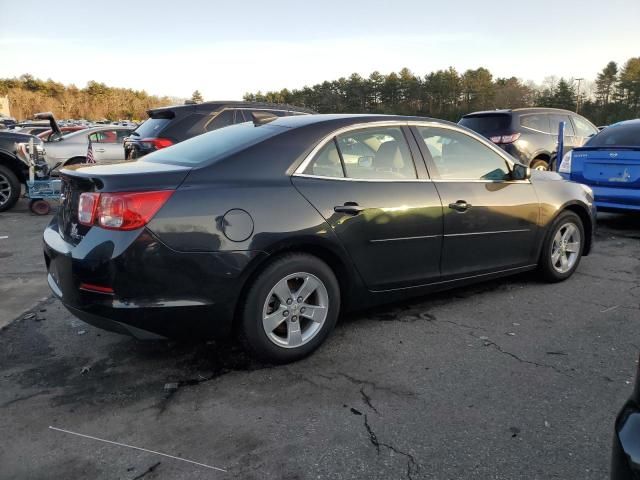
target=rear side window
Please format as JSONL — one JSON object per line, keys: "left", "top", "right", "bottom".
{"left": 586, "top": 122, "right": 640, "bottom": 147}
{"left": 142, "top": 121, "right": 287, "bottom": 166}
{"left": 459, "top": 114, "right": 511, "bottom": 135}
{"left": 520, "top": 114, "right": 550, "bottom": 133}
{"left": 162, "top": 113, "right": 210, "bottom": 140}
{"left": 549, "top": 114, "right": 575, "bottom": 136}
{"left": 572, "top": 115, "right": 598, "bottom": 138}
{"left": 205, "top": 110, "right": 234, "bottom": 131}
{"left": 303, "top": 127, "right": 417, "bottom": 180}
{"left": 133, "top": 118, "right": 171, "bottom": 138}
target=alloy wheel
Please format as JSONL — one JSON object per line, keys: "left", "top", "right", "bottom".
{"left": 262, "top": 272, "right": 329, "bottom": 348}
{"left": 551, "top": 222, "right": 581, "bottom": 273}
{"left": 0, "top": 173, "right": 12, "bottom": 207}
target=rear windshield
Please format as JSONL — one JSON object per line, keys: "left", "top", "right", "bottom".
{"left": 459, "top": 114, "right": 511, "bottom": 135}
{"left": 586, "top": 122, "right": 640, "bottom": 147}
{"left": 142, "top": 121, "right": 287, "bottom": 166}
{"left": 132, "top": 118, "right": 171, "bottom": 138}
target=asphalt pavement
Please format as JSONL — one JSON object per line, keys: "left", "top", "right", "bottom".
{"left": 0, "top": 199, "right": 639, "bottom": 479}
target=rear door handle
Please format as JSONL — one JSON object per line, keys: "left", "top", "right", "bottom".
{"left": 334, "top": 203, "right": 365, "bottom": 215}
{"left": 448, "top": 200, "right": 472, "bottom": 212}
{"left": 95, "top": 148, "right": 106, "bottom": 153}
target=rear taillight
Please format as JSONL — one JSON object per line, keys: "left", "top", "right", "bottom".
{"left": 140, "top": 137, "right": 173, "bottom": 150}
{"left": 78, "top": 192, "right": 100, "bottom": 225}
{"left": 489, "top": 133, "right": 521, "bottom": 144}
{"left": 78, "top": 190, "right": 173, "bottom": 231}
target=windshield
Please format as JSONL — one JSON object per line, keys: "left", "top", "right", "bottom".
{"left": 586, "top": 122, "right": 640, "bottom": 147}
{"left": 142, "top": 121, "right": 288, "bottom": 166}
{"left": 132, "top": 117, "right": 171, "bottom": 138}
{"left": 459, "top": 114, "right": 511, "bottom": 135}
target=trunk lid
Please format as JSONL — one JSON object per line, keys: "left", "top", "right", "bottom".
{"left": 570, "top": 147, "right": 640, "bottom": 188}
{"left": 58, "top": 160, "right": 191, "bottom": 245}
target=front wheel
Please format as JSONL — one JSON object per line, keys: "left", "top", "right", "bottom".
{"left": 530, "top": 159, "right": 549, "bottom": 171}
{"left": 240, "top": 253, "right": 340, "bottom": 363}
{"left": 539, "top": 211, "right": 584, "bottom": 282}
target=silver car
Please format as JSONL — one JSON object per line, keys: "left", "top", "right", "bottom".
{"left": 43, "top": 125, "right": 134, "bottom": 169}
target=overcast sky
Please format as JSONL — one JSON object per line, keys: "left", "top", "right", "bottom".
{"left": 1, "top": 0, "right": 638, "bottom": 100}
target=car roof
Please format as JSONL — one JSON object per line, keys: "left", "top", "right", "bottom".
{"left": 148, "top": 101, "right": 316, "bottom": 116}
{"left": 463, "top": 107, "right": 577, "bottom": 117}
{"left": 609, "top": 118, "right": 640, "bottom": 127}
{"left": 266, "top": 113, "right": 457, "bottom": 129}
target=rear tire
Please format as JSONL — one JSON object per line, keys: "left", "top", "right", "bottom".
{"left": 240, "top": 253, "right": 340, "bottom": 363}
{"left": 0, "top": 165, "right": 20, "bottom": 212}
{"left": 539, "top": 211, "right": 584, "bottom": 282}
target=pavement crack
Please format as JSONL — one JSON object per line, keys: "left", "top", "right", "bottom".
{"left": 360, "top": 387, "right": 379, "bottom": 414}
{"left": 481, "top": 338, "right": 570, "bottom": 376}
{"left": 131, "top": 461, "right": 160, "bottom": 480}
{"left": 335, "top": 372, "right": 416, "bottom": 398}
{"left": 362, "top": 414, "right": 419, "bottom": 480}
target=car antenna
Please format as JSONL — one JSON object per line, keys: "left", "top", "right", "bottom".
{"left": 251, "top": 111, "right": 278, "bottom": 126}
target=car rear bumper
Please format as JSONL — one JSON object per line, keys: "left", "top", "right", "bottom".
{"left": 43, "top": 219, "right": 267, "bottom": 340}
{"left": 612, "top": 401, "right": 640, "bottom": 479}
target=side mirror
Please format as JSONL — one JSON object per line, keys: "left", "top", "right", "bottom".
{"left": 511, "top": 163, "right": 531, "bottom": 180}
{"left": 358, "top": 156, "right": 373, "bottom": 168}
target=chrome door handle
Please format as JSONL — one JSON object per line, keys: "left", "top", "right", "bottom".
{"left": 334, "top": 202, "right": 365, "bottom": 215}
{"left": 448, "top": 200, "right": 472, "bottom": 212}
{"left": 95, "top": 148, "right": 106, "bottom": 153}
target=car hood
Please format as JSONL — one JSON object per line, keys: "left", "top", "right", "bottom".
{"left": 529, "top": 169, "right": 564, "bottom": 182}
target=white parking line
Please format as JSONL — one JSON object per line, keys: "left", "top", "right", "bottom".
{"left": 48, "top": 426, "right": 227, "bottom": 473}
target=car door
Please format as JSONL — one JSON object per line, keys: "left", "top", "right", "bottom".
{"left": 292, "top": 124, "right": 443, "bottom": 291}
{"left": 411, "top": 124, "right": 540, "bottom": 279}
{"left": 89, "top": 129, "right": 127, "bottom": 163}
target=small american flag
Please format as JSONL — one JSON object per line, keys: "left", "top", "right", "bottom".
{"left": 86, "top": 138, "right": 95, "bottom": 164}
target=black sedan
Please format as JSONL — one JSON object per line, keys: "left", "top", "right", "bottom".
{"left": 43, "top": 114, "right": 596, "bottom": 363}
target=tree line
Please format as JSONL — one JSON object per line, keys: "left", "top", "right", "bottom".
{"left": 0, "top": 75, "right": 177, "bottom": 121}
{"left": 244, "top": 57, "right": 640, "bottom": 126}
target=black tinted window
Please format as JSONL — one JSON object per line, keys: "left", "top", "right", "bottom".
{"left": 133, "top": 118, "right": 170, "bottom": 138}
{"left": 143, "top": 122, "right": 286, "bottom": 166}
{"left": 417, "top": 126, "right": 509, "bottom": 180}
{"left": 459, "top": 114, "right": 511, "bottom": 135}
{"left": 520, "top": 114, "right": 550, "bottom": 133}
{"left": 549, "top": 114, "right": 575, "bottom": 136}
{"left": 205, "top": 110, "right": 234, "bottom": 131}
{"left": 586, "top": 122, "right": 640, "bottom": 147}
{"left": 161, "top": 113, "right": 210, "bottom": 140}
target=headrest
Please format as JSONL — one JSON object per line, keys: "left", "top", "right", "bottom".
{"left": 375, "top": 141, "right": 403, "bottom": 170}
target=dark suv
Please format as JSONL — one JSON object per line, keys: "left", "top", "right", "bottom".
{"left": 459, "top": 108, "right": 599, "bottom": 170}
{"left": 124, "top": 101, "right": 314, "bottom": 159}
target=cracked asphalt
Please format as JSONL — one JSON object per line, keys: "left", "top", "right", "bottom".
{"left": 1, "top": 200, "right": 639, "bottom": 480}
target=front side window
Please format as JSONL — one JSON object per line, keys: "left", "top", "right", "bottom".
{"left": 417, "top": 126, "right": 510, "bottom": 181}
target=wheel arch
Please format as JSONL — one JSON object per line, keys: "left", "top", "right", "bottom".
{"left": 543, "top": 201, "right": 593, "bottom": 257}
{"left": 231, "top": 240, "right": 360, "bottom": 334}
{"left": 0, "top": 150, "right": 29, "bottom": 182}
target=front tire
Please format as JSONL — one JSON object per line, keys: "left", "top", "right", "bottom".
{"left": 539, "top": 211, "right": 584, "bottom": 282}
{"left": 530, "top": 159, "right": 549, "bottom": 171}
{"left": 240, "top": 253, "right": 340, "bottom": 363}
{"left": 0, "top": 165, "right": 20, "bottom": 212}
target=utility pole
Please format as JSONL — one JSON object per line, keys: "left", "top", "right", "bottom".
{"left": 575, "top": 78, "right": 584, "bottom": 113}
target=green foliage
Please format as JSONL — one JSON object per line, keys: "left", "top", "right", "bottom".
{"left": 244, "top": 58, "right": 640, "bottom": 125}
{"left": 191, "top": 90, "right": 204, "bottom": 103}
